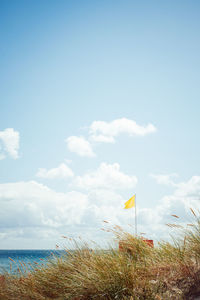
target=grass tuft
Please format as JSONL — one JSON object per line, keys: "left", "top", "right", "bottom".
{"left": 1, "top": 214, "right": 200, "bottom": 299}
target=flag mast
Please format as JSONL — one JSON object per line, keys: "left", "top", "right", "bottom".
{"left": 135, "top": 194, "right": 137, "bottom": 236}
{"left": 124, "top": 194, "right": 137, "bottom": 236}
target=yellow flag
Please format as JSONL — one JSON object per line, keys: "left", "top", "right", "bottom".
{"left": 124, "top": 195, "right": 135, "bottom": 209}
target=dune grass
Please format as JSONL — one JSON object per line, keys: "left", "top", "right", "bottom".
{"left": 0, "top": 212, "right": 200, "bottom": 299}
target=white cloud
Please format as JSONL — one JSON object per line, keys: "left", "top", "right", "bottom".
{"left": 73, "top": 162, "right": 138, "bottom": 190}
{"left": 0, "top": 175, "right": 200, "bottom": 248}
{"left": 65, "top": 118, "right": 156, "bottom": 158}
{"left": 138, "top": 176, "right": 200, "bottom": 240}
{"left": 0, "top": 128, "right": 20, "bottom": 159}
{"left": 0, "top": 181, "right": 88, "bottom": 229}
{"left": 150, "top": 173, "right": 178, "bottom": 186}
{"left": 36, "top": 163, "right": 74, "bottom": 179}
{"left": 174, "top": 176, "right": 200, "bottom": 199}
{"left": 90, "top": 134, "right": 115, "bottom": 143}
{"left": 89, "top": 118, "right": 157, "bottom": 143}
{"left": 0, "top": 180, "right": 126, "bottom": 248}
{"left": 66, "top": 136, "right": 95, "bottom": 157}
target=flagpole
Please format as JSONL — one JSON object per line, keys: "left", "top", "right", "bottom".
{"left": 135, "top": 194, "right": 137, "bottom": 236}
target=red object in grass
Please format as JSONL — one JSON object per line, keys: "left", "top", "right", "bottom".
{"left": 0, "top": 275, "right": 5, "bottom": 286}
{"left": 118, "top": 241, "right": 125, "bottom": 251}
{"left": 119, "top": 239, "right": 154, "bottom": 252}
{"left": 143, "top": 239, "right": 154, "bottom": 248}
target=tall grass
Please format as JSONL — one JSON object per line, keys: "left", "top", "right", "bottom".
{"left": 1, "top": 212, "right": 200, "bottom": 299}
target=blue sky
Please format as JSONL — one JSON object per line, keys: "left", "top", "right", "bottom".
{"left": 0, "top": 0, "right": 200, "bottom": 249}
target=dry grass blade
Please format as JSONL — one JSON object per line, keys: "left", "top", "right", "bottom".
{"left": 8, "top": 258, "right": 16, "bottom": 263}
{"left": 190, "top": 207, "right": 196, "bottom": 217}
{"left": 166, "top": 223, "right": 183, "bottom": 228}
{"left": 171, "top": 214, "right": 179, "bottom": 218}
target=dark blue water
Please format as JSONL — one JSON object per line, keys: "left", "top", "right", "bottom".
{"left": 0, "top": 250, "right": 65, "bottom": 274}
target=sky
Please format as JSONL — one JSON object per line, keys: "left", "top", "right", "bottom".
{"left": 0, "top": 0, "right": 200, "bottom": 249}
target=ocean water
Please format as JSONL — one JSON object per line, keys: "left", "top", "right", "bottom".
{"left": 0, "top": 250, "right": 65, "bottom": 274}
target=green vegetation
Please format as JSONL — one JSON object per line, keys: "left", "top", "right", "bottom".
{"left": 0, "top": 211, "right": 200, "bottom": 299}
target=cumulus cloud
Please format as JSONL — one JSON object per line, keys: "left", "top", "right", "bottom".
{"left": 0, "top": 181, "right": 88, "bottom": 229}
{"left": 0, "top": 175, "right": 200, "bottom": 248}
{"left": 73, "top": 162, "right": 138, "bottom": 190}
{"left": 0, "top": 128, "right": 20, "bottom": 159}
{"left": 36, "top": 163, "right": 74, "bottom": 179}
{"left": 138, "top": 176, "right": 200, "bottom": 240}
{"left": 150, "top": 173, "right": 178, "bottom": 186}
{"left": 65, "top": 118, "right": 156, "bottom": 157}
{"left": 175, "top": 176, "right": 200, "bottom": 199}
{"left": 0, "top": 180, "right": 126, "bottom": 247}
{"left": 89, "top": 118, "right": 157, "bottom": 143}
{"left": 66, "top": 136, "right": 95, "bottom": 157}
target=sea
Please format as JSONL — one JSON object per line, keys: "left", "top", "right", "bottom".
{"left": 0, "top": 250, "right": 65, "bottom": 274}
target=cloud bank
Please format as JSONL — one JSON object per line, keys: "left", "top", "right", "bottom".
{"left": 1, "top": 159, "right": 200, "bottom": 247}
{"left": 138, "top": 176, "right": 200, "bottom": 239}
{"left": 0, "top": 162, "right": 138, "bottom": 247}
